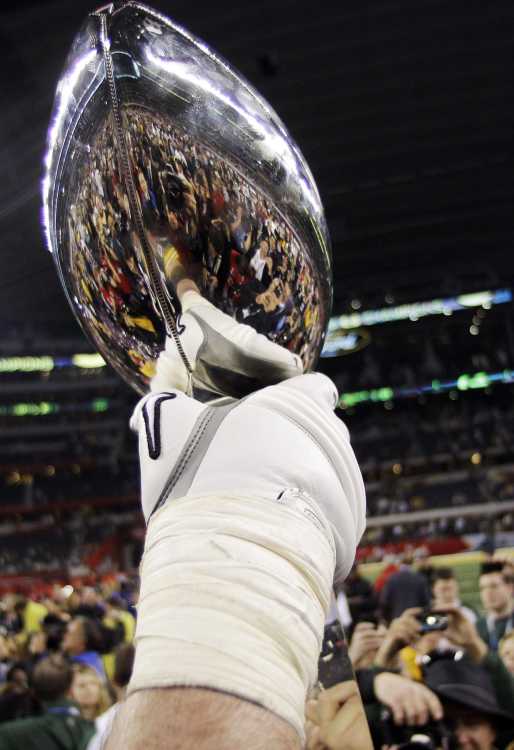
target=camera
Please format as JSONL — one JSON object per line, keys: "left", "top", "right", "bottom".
{"left": 418, "top": 611, "right": 449, "bottom": 634}
{"left": 380, "top": 709, "right": 457, "bottom": 750}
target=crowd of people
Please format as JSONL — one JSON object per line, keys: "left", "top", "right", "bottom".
{"left": 347, "top": 397, "right": 514, "bottom": 473}
{"left": 0, "top": 578, "right": 137, "bottom": 748}
{"left": 359, "top": 514, "right": 513, "bottom": 555}
{"left": 332, "top": 312, "right": 512, "bottom": 396}
{"left": 0, "top": 508, "right": 139, "bottom": 578}
{"left": 67, "top": 106, "right": 325, "bottom": 386}
{"left": 0, "top": 556, "right": 512, "bottom": 749}
{"left": 315, "top": 558, "right": 514, "bottom": 749}
{"left": 1, "top": 450, "right": 513, "bottom": 574}
{"left": 364, "top": 464, "right": 514, "bottom": 517}
{"left": 9, "top": 457, "right": 512, "bottom": 513}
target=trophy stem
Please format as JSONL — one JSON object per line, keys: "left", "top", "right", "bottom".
{"left": 98, "top": 11, "right": 193, "bottom": 380}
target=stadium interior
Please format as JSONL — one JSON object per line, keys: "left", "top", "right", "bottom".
{"left": 0, "top": 1, "right": 513, "bottom": 748}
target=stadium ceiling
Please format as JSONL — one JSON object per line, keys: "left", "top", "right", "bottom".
{"left": 0, "top": 0, "right": 513, "bottom": 333}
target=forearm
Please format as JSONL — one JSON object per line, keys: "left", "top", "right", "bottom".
{"left": 373, "top": 641, "right": 402, "bottom": 669}
{"left": 126, "top": 493, "right": 335, "bottom": 742}
{"left": 355, "top": 666, "right": 391, "bottom": 704}
{"left": 128, "top": 372, "right": 364, "bottom": 747}
{"left": 105, "top": 688, "right": 301, "bottom": 750}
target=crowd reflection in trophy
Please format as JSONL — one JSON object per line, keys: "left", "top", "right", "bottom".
{"left": 68, "top": 107, "right": 324, "bottom": 386}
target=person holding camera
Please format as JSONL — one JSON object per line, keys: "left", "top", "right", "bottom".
{"left": 356, "top": 605, "right": 514, "bottom": 749}
{"left": 377, "top": 657, "right": 514, "bottom": 750}
{"left": 431, "top": 567, "right": 477, "bottom": 624}
{"left": 346, "top": 610, "right": 441, "bottom": 677}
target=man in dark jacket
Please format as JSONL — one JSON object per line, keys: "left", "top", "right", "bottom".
{"left": 0, "top": 654, "right": 94, "bottom": 750}
{"left": 380, "top": 560, "right": 431, "bottom": 622}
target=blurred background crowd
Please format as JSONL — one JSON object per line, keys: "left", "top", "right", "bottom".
{"left": 1, "top": 292, "right": 513, "bottom": 749}
{"left": 2, "top": 0, "right": 514, "bottom": 746}
{"left": 0, "top": 550, "right": 512, "bottom": 748}
{"left": 0, "top": 576, "right": 136, "bottom": 748}
{"left": 332, "top": 557, "right": 514, "bottom": 749}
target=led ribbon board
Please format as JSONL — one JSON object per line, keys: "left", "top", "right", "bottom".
{"left": 338, "top": 370, "right": 514, "bottom": 409}
{"left": 322, "top": 288, "right": 512, "bottom": 358}
{"left": 0, "top": 354, "right": 106, "bottom": 373}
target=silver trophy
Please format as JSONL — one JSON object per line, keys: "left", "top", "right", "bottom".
{"left": 42, "top": 1, "right": 332, "bottom": 397}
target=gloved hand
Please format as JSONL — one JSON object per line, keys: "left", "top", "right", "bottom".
{"left": 131, "top": 372, "right": 366, "bottom": 582}
{"left": 150, "top": 290, "right": 303, "bottom": 398}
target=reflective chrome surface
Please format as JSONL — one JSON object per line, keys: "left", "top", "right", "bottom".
{"left": 43, "top": 1, "right": 332, "bottom": 395}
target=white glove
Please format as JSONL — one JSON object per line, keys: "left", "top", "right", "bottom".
{"left": 150, "top": 290, "right": 303, "bottom": 397}
{"left": 131, "top": 372, "right": 366, "bottom": 582}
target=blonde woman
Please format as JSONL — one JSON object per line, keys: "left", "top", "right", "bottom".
{"left": 70, "top": 665, "right": 112, "bottom": 722}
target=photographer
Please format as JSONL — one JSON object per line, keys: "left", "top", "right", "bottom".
{"left": 346, "top": 608, "right": 431, "bottom": 677}
{"left": 422, "top": 654, "right": 514, "bottom": 750}
{"left": 376, "top": 658, "right": 514, "bottom": 750}
{"left": 373, "top": 607, "right": 425, "bottom": 676}
{"left": 361, "top": 607, "right": 514, "bottom": 749}
{"left": 377, "top": 604, "right": 514, "bottom": 708}
{"left": 432, "top": 607, "right": 514, "bottom": 711}
{"left": 431, "top": 567, "right": 477, "bottom": 624}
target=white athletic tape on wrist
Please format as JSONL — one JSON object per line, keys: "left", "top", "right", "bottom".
{"left": 128, "top": 491, "right": 336, "bottom": 739}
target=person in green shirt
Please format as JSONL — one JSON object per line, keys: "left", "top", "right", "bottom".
{"left": 0, "top": 654, "right": 94, "bottom": 750}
